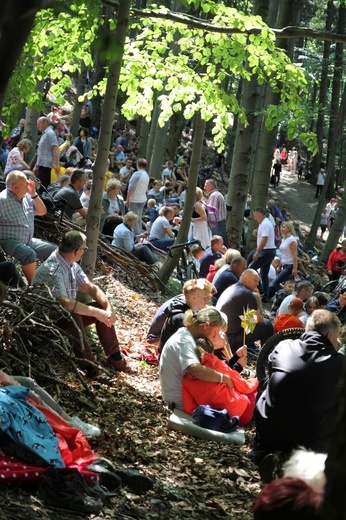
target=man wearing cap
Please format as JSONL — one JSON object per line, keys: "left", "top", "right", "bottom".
{"left": 273, "top": 298, "right": 304, "bottom": 333}
{"left": 254, "top": 310, "right": 343, "bottom": 456}
{"left": 248, "top": 207, "right": 276, "bottom": 301}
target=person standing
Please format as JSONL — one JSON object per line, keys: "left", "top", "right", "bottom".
{"left": 315, "top": 168, "right": 326, "bottom": 198}
{"left": 125, "top": 158, "right": 150, "bottom": 235}
{"left": 248, "top": 207, "right": 276, "bottom": 301}
{"left": 204, "top": 179, "right": 228, "bottom": 246}
{"left": 35, "top": 117, "right": 60, "bottom": 188}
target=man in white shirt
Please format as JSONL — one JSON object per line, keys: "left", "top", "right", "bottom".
{"left": 125, "top": 158, "right": 149, "bottom": 235}
{"left": 119, "top": 159, "right": 134, "bottom": 185}
{"left": 248, "top": 207, "right": 276, "bottom": 301}
{"left": 161, "top": 161, "right": 175, "bottom": 184}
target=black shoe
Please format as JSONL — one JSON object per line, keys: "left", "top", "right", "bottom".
{"left": 258, "top": 453, "right": 279, "bottom": 483}
{"left": 114, "top": 468, "right": 154, "bottom": 494}
{"left": 37, "top": 468, "right": 103, "bottom": 514}
{"left": 87, "top": 463, "right": 122, "bottom": 491}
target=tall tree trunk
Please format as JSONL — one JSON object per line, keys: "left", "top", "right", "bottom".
{"left": 167, "top": 110, "right": 186, "bottom": 161}
{"left": 310, "top": 1, "right": 334, "bottom": 185}
{"left": 326, "top": 3, "right": 346, "bottom": 199}
{"left": 0, "top": 0, "right": 41, "bottom": 114}
{"left": 307, "top": 82, "right": 346, "bottom": 253}
{"left": 70, "top": 63, "right": 87, "bottom": 138}
{"left": 149, "top": 119, "right": 169, "bottom": 179}
{"left": 246, "top": 0, "right": 293, "bottom": 252}
{"left": 158, "top": 112, "right": 206, "bottom": 284}
{"left": 138, "top": 116, "right": 150, "bottom": 157}
{"left": 226, "top": 0, "right": 275, "bottom": 249}
{"left": 24, "top": 73, "right": 44, "bottom": 164}
{"left": 81, "top": 0, "right": 131, "bottom": 280}
{"left": 146, "top": 96, "right": 160, "bottom": 164}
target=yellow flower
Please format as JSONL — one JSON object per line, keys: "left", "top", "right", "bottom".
{"left": 240, "top": 307, "right": 257, "bottom": 336}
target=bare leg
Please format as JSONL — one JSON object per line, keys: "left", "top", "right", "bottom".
{"left": 21, "top": 262, "right": 36, "bottom": 284}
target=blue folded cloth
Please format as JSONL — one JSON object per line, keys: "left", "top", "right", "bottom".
{"left": 192, "top": 405, "right": 239, "bottom": 433}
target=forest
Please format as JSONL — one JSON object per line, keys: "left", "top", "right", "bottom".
{"left": 1, "top": 0, "right": 346, "bottom": 518}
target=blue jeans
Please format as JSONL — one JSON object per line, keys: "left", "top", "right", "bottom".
{"left": 249, "top": 248, "right": 276, "bottom": 298}
{"left": 150, "top": 238, "right": 175, "bottom": 251}
{"left": 270, "top": 264, "right": 293, "bottom": 297}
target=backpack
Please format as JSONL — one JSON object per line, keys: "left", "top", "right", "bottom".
{"left": 204, "top": 203, "right": 219, "bottom": 229}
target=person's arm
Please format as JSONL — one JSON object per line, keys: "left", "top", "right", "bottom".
{"left": 164, "top": 226, "right": 175, "bottom": 238}
{"left": 57, "top": 294, "right": 114, "bottom": 326}
{"left": 253, "top": 236, "right": 268, "bottom": 261}
{"left": 188, "top": 363, "right": 234, "bottom": 389}
{"left": 76, "top": 207, "right": 87, "bottom": 218}
{"left": 126, "top": 172, "right": 139, "bottom": 205}
{"left": 0, "top": 370, "right": 20, "bottom": 387}
{"left": 327, "top": 249, "right": 336, "bottom": 275}
{"left": 289, "top": 239, "right": 298, "bottom": 275}
{"left": 27, "top": 180, "right": 47, "bottom": 216}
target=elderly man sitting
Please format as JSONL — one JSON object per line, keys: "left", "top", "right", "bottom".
{"left": 0, "top": 171, "right": 56, "bottom": 283}
{"left": 216, "top": 269, "right": 274, "bottom": 351}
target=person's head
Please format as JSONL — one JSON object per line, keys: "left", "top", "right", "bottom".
{"left": 195, "top": 187, "right": 204, "bottom": 201}
{"left": 147, "top": 198, "right": 157, "bottom": 209}
{"left": 137, "top": 158, "right": 147, "bottom": 169}
{"left": 211, "top": 235, "right": 224, "bottom": 252}
{"left": 195, "top": 337, "right": 214, "bottom": 361}
{"left": 59, "top": 230, "right": 87, "bottom": 261}
{"left": 305, "top": 309, "right": 341, "bottom": 350}
{"left": 296, "top": 281, "right": 314, "bottom": 301}
{"left": 84, "top": 179, "right": 92, "bottom": 192}
{"left": 6, "top": 170, "right": 29, "bottom": 198}
{"left": 280, "top": 221, "right": 295, "bottom": 236}
{"left": 341, "top": 239, "right": 346, "bottom": 253}
{"left": 252, "top": 477, "right": 323, "bottom": 520}
{"left": 161, "top": 206, "right": 175, "bottom": 220}
{"left": 283, "top": 280, "right": 295, "bottom": 294}
{"left": 17, "top": 139, "right": 32, "bottom": 153}
{"left": 123, "top": 211, "right": 139, "bottom": 228}
{"left": 305, "top": 296, "right": 319, "bottom": 316}
{"left": 79, "top": 127, "right": 89, "bottom": 138}
{"left": 283, "top": 448, "right": 327, "bottom": 494}
{"left": 183, "top": 279, "right": 216, "bottom": 311}
{"left": 230, "top": 256, "right": 247, "bottom": 278}
{"left": 253, "top": 207, "right": 266, "bottom": 223}
{"left": 204, "top": 178, "right": 217, "bottom": 194}
{"left": 313, "top": 292, "right": 330, "bottom": 309}
{"left": 106, "top": 178, "right": 121, "bottom": 196}
{"left": 288, "top": 297, "right": 304, "bottom": 316}
{"left": 125, "top": 158, "right": 133, "bottom": 169}
{"left": 57, "top": 174, "right": 70, "bottom": 187}
{"left": 70, "top": 169, "right": 86, "bottom": 190}
{"left": 183, "top": 307, "right": 227, "bottom": 342}
{"left": 239, "top": 269, "right": 260, "bottom": 292}
{"left": 338, "top": 290, "right": 346, "bottom": 308}
{"left": 19, "top": 119, "right": 25, "bottom": 128}
{"left": 152, "top": 180, "right": 162, "bottom": 191}
{"left": 224, "top": 248, "right": 241, "bottom": 265}
{"left": 322, "top": 208, "right": 327, "bottom": 215}
{"left": 190, "top": 243, "right": 204, "bottom": 260}
{"left": 166, "top": 160, "right": 173, "bottom": 169}
{"left": 37, "top": 116, "right": 49, "bottom": 132}
{"left": 272, "top": 256, "right": 281, "bottom": 270}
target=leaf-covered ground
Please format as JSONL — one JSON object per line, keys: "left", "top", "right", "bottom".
{"left": 0, "top": 271, "right": 261, "bottom": 520}
{"left": 0, "top": 166, "right": 322, "bottom": 519}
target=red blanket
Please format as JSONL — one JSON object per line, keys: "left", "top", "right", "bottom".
{"left": 183, "top": 353, "right": 258, "bottom": 425}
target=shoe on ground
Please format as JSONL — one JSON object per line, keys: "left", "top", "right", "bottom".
{"left": 258, "top": 453, "right": 279, "bottom": 483}
{"left": 70, "top": 416, "right": 101, "bottom": 438}
{"left": 114, "top": 468, "right": 154, "bottom": 494}
{"left": 87, "top": 463, "right": 122, "bottom": 491}
{"left": 37, "top": 468, "right": 103, "bottom": 514}
{"left": 107, "top": 357, "right": 134, "bottom": 374}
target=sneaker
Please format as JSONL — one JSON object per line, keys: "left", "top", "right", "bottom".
{"left": 258, "top": 453, "right": 280, "bottom": 483}
{"left": 107, "top": 357, "right": 134, "bottom": 374}
{"left": 37, "top": 468, "right": 103, "bottom": 514}
{"left": 70, "top": 417, "right": 101, "bottom": 438}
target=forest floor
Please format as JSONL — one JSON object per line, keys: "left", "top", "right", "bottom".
{"left": 0, "top": 167, "right": 324, "bottom": 520}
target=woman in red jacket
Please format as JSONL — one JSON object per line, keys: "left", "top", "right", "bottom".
{"left": 327, "top": 239, "right": 346, "bottom": 280}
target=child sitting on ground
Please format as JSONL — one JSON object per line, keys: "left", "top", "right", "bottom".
{"left": 182, "top": 337, "right": 258, "bottom": 425}
{"left": 271, "top": 279, "right": 295, "bottom": 317}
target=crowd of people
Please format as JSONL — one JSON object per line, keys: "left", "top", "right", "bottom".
{"left": 1, "top": 109, "right": 346, "bottom": 517}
